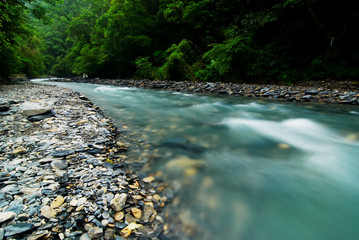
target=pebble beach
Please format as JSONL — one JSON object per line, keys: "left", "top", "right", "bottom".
{"left": 0, "top": 83, "right": 171, "bottom": 240}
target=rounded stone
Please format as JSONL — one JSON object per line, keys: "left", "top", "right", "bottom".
{"left": 51, "top": 195, "right": 65, "bottom": 208}
{"left": 114, "top": 212, "right": 124, "bottom": 222}
{"left": 88, "top": 227, "right": 103, "bottom": 239}
{"left": 40, "top": 206, "right": 57, "bottom": 219}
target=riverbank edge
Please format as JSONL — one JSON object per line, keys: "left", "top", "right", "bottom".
{"left": 44, "top": 78, "right": 359, "bottom": 105}
{"left": 0, "top": 83, "right": 171, "bottom": 239}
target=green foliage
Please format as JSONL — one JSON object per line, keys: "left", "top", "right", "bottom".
{"left": 0, "top": 0, "right": 54, "bottom": 81}
{"left": 135, "top": 57, "right": 155, "bottom": 79}
{"left": 196, "top": 36, "right": 256, "bottom": 82}
{"left": 2, "top": 0, "right": 358, "bottom": 82}
{"left": 157, "top": 39, "right": 196, "bottom": 81}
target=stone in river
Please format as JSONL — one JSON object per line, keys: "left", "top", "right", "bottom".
{"left": 143, "top": 176, "right": 155, "bottom": 183}
{"left": 4, "top": 223, "right": 34, "bottom": 237}
{"left": 51, "top": 160, "right": 68, "bottom": 170}
{"left": 110, "top": 193, "right": 127, "bottom": 212}
{"left": 166, "top": 156, "right": 205, "bottom": 168}
{"left": 19, "top": 99, "right": 55, "bottom": 117}
{"left": 0, "top": 211, "right": 16, "bottom": 223}
{"left": 27, "top": 110, "right": 55, "bottom": 121}
{"left": 88, "top": 227, "right": 103, "bottom": 239}
{"left": 41, "top": 206, "right": 57, "bottom": 219}
{"left": 0, "top": 228, "right": 4, "bottom": 239}
{"left": 51, "top": 149, "right": 75, "bottom": 157}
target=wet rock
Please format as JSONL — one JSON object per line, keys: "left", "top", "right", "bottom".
{"left": 88, "top": 227, "right": 103, "bottom": 239}
{"left": 0, "top": 211, "right": 16, "bottom": 223}
{"left": 110, "top": 193, "right": 127, "bottom": 212}
{"left": 143, "top": 176, "right": 155, "bottom": 183}
{"left": 4, "top": 223, "right": 34, "bottom": 237}
{"left": 0, "top": 228, "right": 4, "bottom": 240}
{"left": 166, "top": 156, "right": 205, "bottom": 168}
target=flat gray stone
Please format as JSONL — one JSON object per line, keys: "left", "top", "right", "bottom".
{"left": 0, "top": 212, "right": 16, "bottom": 223}
{"left": 19, "top": 100, "right": 55, "bottom": 117}
{"left": 51, "top": 160, "right": 68, "bottom": 170}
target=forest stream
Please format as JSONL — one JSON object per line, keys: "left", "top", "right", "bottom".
{"left": 38, "top": 81, "right": 359, "bottom": 240}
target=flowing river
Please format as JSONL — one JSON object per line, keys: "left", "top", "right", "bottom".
{"left": 38, "top": 81, "right": 359, "bottom": 240}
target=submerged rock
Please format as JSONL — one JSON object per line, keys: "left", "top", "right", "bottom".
{"left": 166, "top": 156, "right": 205, "bottom": 168}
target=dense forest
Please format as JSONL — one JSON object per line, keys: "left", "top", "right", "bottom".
{"left": 1, "top": 0, "right": 359, "bottom": 84}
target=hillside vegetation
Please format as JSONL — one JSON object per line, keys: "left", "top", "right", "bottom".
{"left": 1, "top": 0, "right": 358, "bottom": 84}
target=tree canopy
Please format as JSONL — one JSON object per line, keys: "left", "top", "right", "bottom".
{"left": 1, "top": 0, "right": 359, "bottom": 83}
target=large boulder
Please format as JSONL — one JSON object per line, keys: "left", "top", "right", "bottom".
{"left": 19, "top": 99, "right": 55, "bottom": 117}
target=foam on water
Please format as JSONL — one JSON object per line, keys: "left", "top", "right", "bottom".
{"left": 221, "top": 117, "right": 359, "bottom": 187}
{"left": 94, "top": 86, "right": 134, "bottom": 93}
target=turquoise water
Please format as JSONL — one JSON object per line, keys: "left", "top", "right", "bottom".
{"left": 39, "top": 82, "right": 359, "bottom": 240}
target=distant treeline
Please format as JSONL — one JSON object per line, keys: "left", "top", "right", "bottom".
{"left": 1, "top": 0, "right": 359, "bottom": 83}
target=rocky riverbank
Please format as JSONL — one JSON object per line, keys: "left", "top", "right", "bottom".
{"left": 0, "top": 83, "right": 172, "bottom": 239}
{"left": 49, "top": 78, "right": 359, "bottom": 105}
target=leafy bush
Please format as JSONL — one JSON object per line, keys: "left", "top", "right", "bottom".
{"left": 156, "top": 39, "right": 197, "bottom": 81}
{"left": 135, "top": 57, "right": 155, "bottom": 79}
